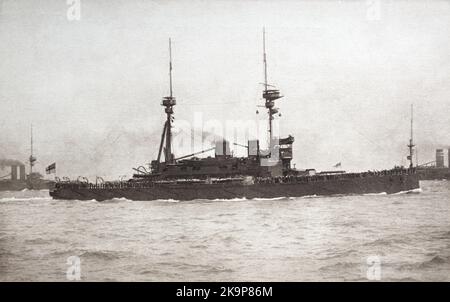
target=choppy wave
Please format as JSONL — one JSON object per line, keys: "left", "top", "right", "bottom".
{"left": 318, "top": 249, "right": 359, "bottom": 260}
{"left": 99, "top": 197, "right": 179, "bottom": 203}
{"left": 419, "top": 255, "right": 450, "bottom": 268}
{"left": 47, "top": 249, "right": 127, "bottom": 261}
{"left": 98, "top": 197, "right": 130, "bottom": 203}
{"left": 79, "top": 250, "right": 125, "bottom": 261}
{"left": 432, "top": 231, "right": 450, "bottom": 239}
{"left": 319, "top": 261, "right": 360, "bottom": 272}
{"left": 0, "top": 196, "right": 50, "bottom": 202}
{"left": 1, "top": 180, "right": 449, "bottom": 281}
{"left": 386, "top": 277, "right": 420, "bottom": 282}
{"left": 363, "top": 237, "right": 409, "bottom": 247}
{"left": 217, "top": 213, "right": 236, "bottom": 217}
{"left": 400, "top": 255, "right": 450, "bottom": 271}
{"left": 363, "top": 192, "right": 387, "bottom": 196}
{"left": 23, "top": 237, "right": 67, "bottom": 245}
{"left": 30, "top": 189, "right": 421, "bottom": 203}
{"left": 211, "top": 197, "right": 247, "bottom": 202}
{"left": 251, "top": 196, "right": 288, "bottom": 201}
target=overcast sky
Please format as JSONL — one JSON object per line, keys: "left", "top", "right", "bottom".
{"left": 1, "top": 0, "right": 450, "bottom": 179}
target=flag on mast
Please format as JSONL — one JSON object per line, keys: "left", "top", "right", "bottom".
{"left": 45, "top": 163, "right": 56, "bottom": 174}
{"left": 333, "top": 162, "right": 342, "bottom": 168}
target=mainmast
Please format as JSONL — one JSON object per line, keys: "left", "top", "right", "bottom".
{"left": 262, "top": 28, "right": 282, "bottom": 148}
{"left": 29, "top": 125, "right": 36, "bottom": 174}
{"left": 169, "top": 37, "right": 173, "bottom": 99}
{"left": 407, "top": 104, "right": 415, "bottom": 169}
{"left": 159, "top": 38, "right": 176, "bottom": 165}
{"left": 263, "top": 28, "right": 268, "bottom": 92}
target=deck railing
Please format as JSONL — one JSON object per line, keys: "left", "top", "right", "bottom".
{"left": 54, "top": 168, "right": 416, "bottom": 190}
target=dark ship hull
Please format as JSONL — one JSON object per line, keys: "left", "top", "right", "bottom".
{"left": 50, "top": 171, "right": 419, "bottom": 201}
{"left": 418, "top": 167, "right": 450, "bottom": 180}
{"left": 0, "top": 180, "right": 54, "bottom": 191}
{"left": 416, "top": 149, "right": 450, "bottom": 180}
{"left": 0, "top": 181, "right": 29, "bottom": 191}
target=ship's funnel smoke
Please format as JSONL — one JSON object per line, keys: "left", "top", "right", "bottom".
{"left": 202, "top": 130, "right": 224, "bottom": 146}
{"left": 0, "top": 159, "right": 24, "bottom": 166}
{"left": 173, "top": 125, "right": 224, "bottom": 148}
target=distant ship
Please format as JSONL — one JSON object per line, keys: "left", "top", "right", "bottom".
{"left": 417, "top": 149, "right": 450, "bottom": 180}
{"left": 406, "top": 106, "right": 450, "bottom": 181}
{"left": 0, "top": 126, "right": 54, "bottom": 191}
{"left": 50, "top": 31, "right": 419, "bottom": 201}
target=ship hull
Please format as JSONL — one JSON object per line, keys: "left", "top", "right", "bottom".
{"left": 0, "top": 180, "right": 54, "bottom": 191}
{"left": 0, "top": 181, "right": 28, "bottom": 191}
{"left": 418, "top": 167, "right": 450, "bottom": 180}
{"left": 50, "top": 174, "right": 420, "bottom": 201}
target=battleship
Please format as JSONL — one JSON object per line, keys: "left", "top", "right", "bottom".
{"left": 0, "top": 127, "right": 54, "bottom": 191}
{"left": 50, "top": 32, "right": 420, "bottom": 201}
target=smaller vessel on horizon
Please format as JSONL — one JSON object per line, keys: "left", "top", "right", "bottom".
{"left": 416, "top": 148, "right": 450, "bottom": 180}
{"left": 406, "top": 105, "right": 450, "bottom": 181}
{"left": 0, "top": 126, "right": 55, "bottom": 191}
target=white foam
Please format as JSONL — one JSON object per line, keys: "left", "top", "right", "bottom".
{"left": 0, "top": 197, "right": 50, "bottom": 202}
{"left": 211, "top": 197, "right": 247, "bottom": 202}
{"left": 363, "top": 192, "right": 388, "bottom": 196}
{"left": 154, "top": 198, "right": 180, "bottom": 203}
{"left": 299, "top": 194, "right": 319, "bottom": 199}
{"left": 393, "top": 188, "right": 422, "bottom": 195}
{"left": 20, "top": 189, "right": 49, "bottom": 192}
{"left": 251, "top": 196, "right": 288, "bottom": 201}
{"left": 108, "top": 197, "right": 131, "bottom": 202}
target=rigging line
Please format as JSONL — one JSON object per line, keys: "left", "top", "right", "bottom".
{"left": 169, "top": 38, "right": 173, "bottom": 98}
{"left": 330, "top": 103, "right": 413, "bottom": 151}
{"left": 0, "top": 173, "right": 12, "bottom": 179}
{"left": 90, "top": 129, "right": 123, "bottom": 160}
{"left": 263, "top": 27, "right": 268, "bottom": 91}
{"left": 176, "top": 101, "right": 244, "bottom": 106}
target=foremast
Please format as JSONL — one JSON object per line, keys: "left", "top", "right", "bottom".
{"left": 407, "top": 104, "right": 415, "bottom": 169}
{"left": 260, "top": 28, "right": 294, "bottom": 173}
{"left": 157, "top": 38, "right": 176, "bottom": 167}
{"left": 28, "top": 125, "right": 38, "bottom": 189}
{"left": 262, "top": 28, "right": 283, "bottom": 148}
{"left": 29, "top": 125, "right": 36, "bottom": 174}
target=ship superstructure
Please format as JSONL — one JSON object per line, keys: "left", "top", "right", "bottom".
{"left": 136, "top": 33, "right": 295, "bottom": 182}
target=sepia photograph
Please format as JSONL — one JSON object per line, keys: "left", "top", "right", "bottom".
{"left": 1, "top": 0, "right": 449, "bottom": 289}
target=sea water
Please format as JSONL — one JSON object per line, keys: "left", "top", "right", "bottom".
{"left": 0, "top": 181, "right": 449, "bottom": 281}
